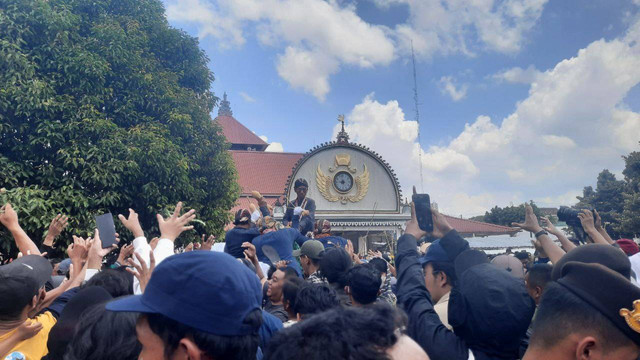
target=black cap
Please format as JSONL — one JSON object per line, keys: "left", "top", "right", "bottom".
{"left": 0, "top": 255, "right": 53, "bottom": 316}
{"left": 557, "top": 261, "right": 640, "bottom": 346}
{"left": 551, "top": 244, "right": 631, "bottom": 280}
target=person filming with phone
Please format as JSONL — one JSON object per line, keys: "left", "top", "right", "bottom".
{"left": 396, "top": 188, "right": 535, "bottom": 360}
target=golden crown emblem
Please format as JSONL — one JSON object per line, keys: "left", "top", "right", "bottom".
{"left": 620, "top": 299, "right": 640, "bottom": 333}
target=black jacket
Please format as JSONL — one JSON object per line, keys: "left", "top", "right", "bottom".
{"left": 396, "top": 230, "right": 533, "bottom": 360}
{"left": 396, "top": 231, "right": 472, "bottom": 360}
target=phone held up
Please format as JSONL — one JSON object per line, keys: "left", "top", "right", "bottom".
{"left": 412, "top": 192, "right": 434, "bottom": 233}
{"left": 95, "top": 213, "right": 117, "bottom": 249}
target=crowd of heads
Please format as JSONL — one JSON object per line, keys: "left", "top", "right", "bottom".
{"left": 1, "top": 179, "right": 640, "bottom": 360}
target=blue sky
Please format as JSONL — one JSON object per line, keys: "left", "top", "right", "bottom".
{"left": 164, "top": 0, "right": 640, "bottom": 216}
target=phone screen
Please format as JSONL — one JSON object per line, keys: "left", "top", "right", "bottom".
{"left": 413, "top": 193, "right": 434, "bottom": 233}
{"left": 95, "top": 213, "right": 117, "bottom": 248}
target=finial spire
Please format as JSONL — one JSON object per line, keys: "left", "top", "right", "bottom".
{"left": 336, "top": 114, "right": 349, "bottom": 143}
{"left": 218, "top": 92, "right": 233, "bottom": 116}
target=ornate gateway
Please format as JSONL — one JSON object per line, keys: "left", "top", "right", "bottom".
{"left": 316, "top": 154, "right": 369, "bottom": 204}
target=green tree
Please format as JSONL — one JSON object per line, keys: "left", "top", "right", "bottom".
{"left": 619, "top": 151, "right": 640, "bottom": 237}
{"left": 482, "top": 201, "right": 542, "bottom": 227}
{"left": 574, "top": 169, "right": 626, "bottom": 237}
{"left": 0, "top": 0, "right": 238, "bottom": 256}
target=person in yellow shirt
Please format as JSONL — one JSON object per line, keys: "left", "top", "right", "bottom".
{"left": 0, "top": 256, "right": 56, "bottom": 360}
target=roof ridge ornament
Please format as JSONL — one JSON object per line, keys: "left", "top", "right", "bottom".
{"left": 218, "top": 92, "right": 233, "bottom": 116}
{"left": 336, "top": 114, "right": 349, "bottom": 143}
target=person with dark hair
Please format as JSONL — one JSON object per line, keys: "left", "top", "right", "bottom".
{"left": 293, "top": 239, "right": 326, "bottom": 283}
{"left": 253, "top": 225, "right": 309, "bottom": 277}
{"left": 524, "top": 263, "right": 552, "bottom": 306}
{"left": 83, "top": 267, "right": 134, "bottom": 298}
{"left": 283, "top": 178, "right": 316, "bottom": 232}
{"left": 346, "top": 264, "right": 381, "bottom": 306}
{"left": 318, "top": 247, "right": 353, "bottom": 305}
{"left": 107, "top": 251, "right": 264, "bottom": 360}
{"left": 46, "top": 286, "right": 114, "bottom": 360}
{"left": 368, "top": 257, "right": 397, "bottom": 305}
{"left": 264, "top": 304, "right": 430, "bottom": 360}
{"left": 398, "top": 201, "right": 535, "bottom": 360}
{"left": 418, "top": 239, "right": 456, "bottom": 330}
{"left": 293, "top": 283, "right": 340, "bottom": 320}
{"left": 514, "top": 251, "right": 531, "bottom": 270}
{"left": 224, "top": 208, "right": 262, "bottom": 259}
{"left": 62, "top": 303, "right": 140, "bottom": 360}
{"left": 524, "top": 262, "right": 640, "bottom": 359}
{"left": 281, "top": 278, "right": 304, "bottom": 327}
{"left": 264, "top": 268, "right": 289, "bottom": 323}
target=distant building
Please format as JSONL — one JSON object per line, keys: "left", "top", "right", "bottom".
{"left": 215, "top": 95, "right": 518, "bottom": 252}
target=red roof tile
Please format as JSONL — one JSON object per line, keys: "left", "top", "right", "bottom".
{"left": 216, "top": 115, "right": 268, "bottom": 146}
{"left": 231, "top": 150, "right": 304, "bottom": 196}
{"left": 444, "top": 215, "right": 518, "bottom": 236}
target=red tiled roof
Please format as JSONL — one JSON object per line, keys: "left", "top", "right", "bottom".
{"left": 216, "top": 115, "right": 268, "bottom": 146}
{"left": 444, "top": 215, "right": 518, "bottom": 236}
{"left": 231, "top": 150, "right": 304, "bottom": 196}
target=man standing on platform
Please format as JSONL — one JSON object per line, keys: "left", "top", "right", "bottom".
{"left": 283, "top": 178, "right": 316, "bottom": 235}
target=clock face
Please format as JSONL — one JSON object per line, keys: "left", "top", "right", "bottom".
{"left": 333, "top": 171, "right": 354, "bottom": 193}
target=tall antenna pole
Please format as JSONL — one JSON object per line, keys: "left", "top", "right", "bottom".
{"left": 412, "top": 41, "right": 425, "bottom": 192}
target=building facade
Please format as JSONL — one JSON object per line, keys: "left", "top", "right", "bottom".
{"left": 216, "top": 95, "right": 518, "bottom": 253}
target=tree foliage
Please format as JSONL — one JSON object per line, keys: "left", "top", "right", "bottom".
{"left": 0, "top": 0, "right": 238, "bottom": 256}
{"left": 574, "top": 169, "right": 625, "bottom": 235}
{"left": 619, "top": 151, "right": 640, "bottom": 237}
{"left": 481, "top": 201, "right": 543, "bottom": 227}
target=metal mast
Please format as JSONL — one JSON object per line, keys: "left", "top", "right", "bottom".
{"left": 411, "top": 41, "right": 424, "bottom": 192}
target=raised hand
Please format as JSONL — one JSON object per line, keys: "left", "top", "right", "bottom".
{"left": 157, "top": 202, "right": 196, "bottom": 241}
{"left": 541, "top": 216, "right": 560, "bottom": 236}
{"left": 593, "top": 209, "right": 603, "bottom": 229}
{"left": 116, "top": 243, "right": 134, "bottom": 264}
{"left": 118, "top": 209, "right": 144, "bottom": 238}
{"left": 67, "top": 236, "right": 89, "bottom": 262}
{"left": 578, "top": 210, "right": 596, "bottom": 233}
{"left": 274, "top": 260, "right": 290, "bottom": 269}
{"left": 531, "top": 239, "right": 548, "bottom": 259}
{"left": 242, "top": 242, "right": 257, "bottom": 261}
{"left": 511, "top": 204, "right": 543, "bottom": 233}
{"left": 86, "top": 229, "right": 118, "bottom": 269}
{"left": 44, "top": 214, "right": 69, "bottom": 247}
{"left": 127, "top": 251, "right": 155, "bottom": 293}
{"left": 0, "top": 203, "right": 20, "bottom": 231}
{"left": 200, "top": 234, "right": 215, "bottom": 251}
{"left": 368, "top": 249, "right": 383, "bottom": 259}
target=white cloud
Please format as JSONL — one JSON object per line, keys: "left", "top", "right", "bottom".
{"left": 166, "top": 0, "right": 550, "bottom": 100}
{"left": 492, "top": 65, "right": 541, "bottom": 84}
{"left": 266, "top": 143, "right": 284, "bottom": 152}
{"left": 541, "top": 135, "right": 576, "bottom": 149}
{"left": 394, "top": 0, "right": 549, "bottom": 58}
{"left": 238, "top": 91, "right": 256, "bottom": 103}
{"left": 276, "top": 47, "right": 339, "bottom": 101}
{"left": 166, "top": 0, "right": 395, "bottom": 101}
{"left": 438, "top": 76, "right": 468, "bottom": 101}
{"left": 339, "top": 19, "right": 640, "bottom": 216}
{"left": 259, "top": 135, "right": 285, "bottom": 152}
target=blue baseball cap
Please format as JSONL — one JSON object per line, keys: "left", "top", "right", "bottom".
{"left": 106, "top": 251, "right": 262, "bottom": 336}
{"left": 419, "top": 239, "right": 450, "bottom": 266}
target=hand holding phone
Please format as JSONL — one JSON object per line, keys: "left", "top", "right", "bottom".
{"left": 95, "top": 213, "right": 117, "bottom": 249}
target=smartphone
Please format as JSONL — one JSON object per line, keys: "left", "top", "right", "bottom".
{"left": 95, "top": 213, "right": 117, "bottom": 248}
{"left": 412, "top": 193, "right": 434, "bottom": 233}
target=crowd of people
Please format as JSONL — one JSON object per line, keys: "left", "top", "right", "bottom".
{"left": 1, "top": 178, "right": 640, "bottom": 360}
